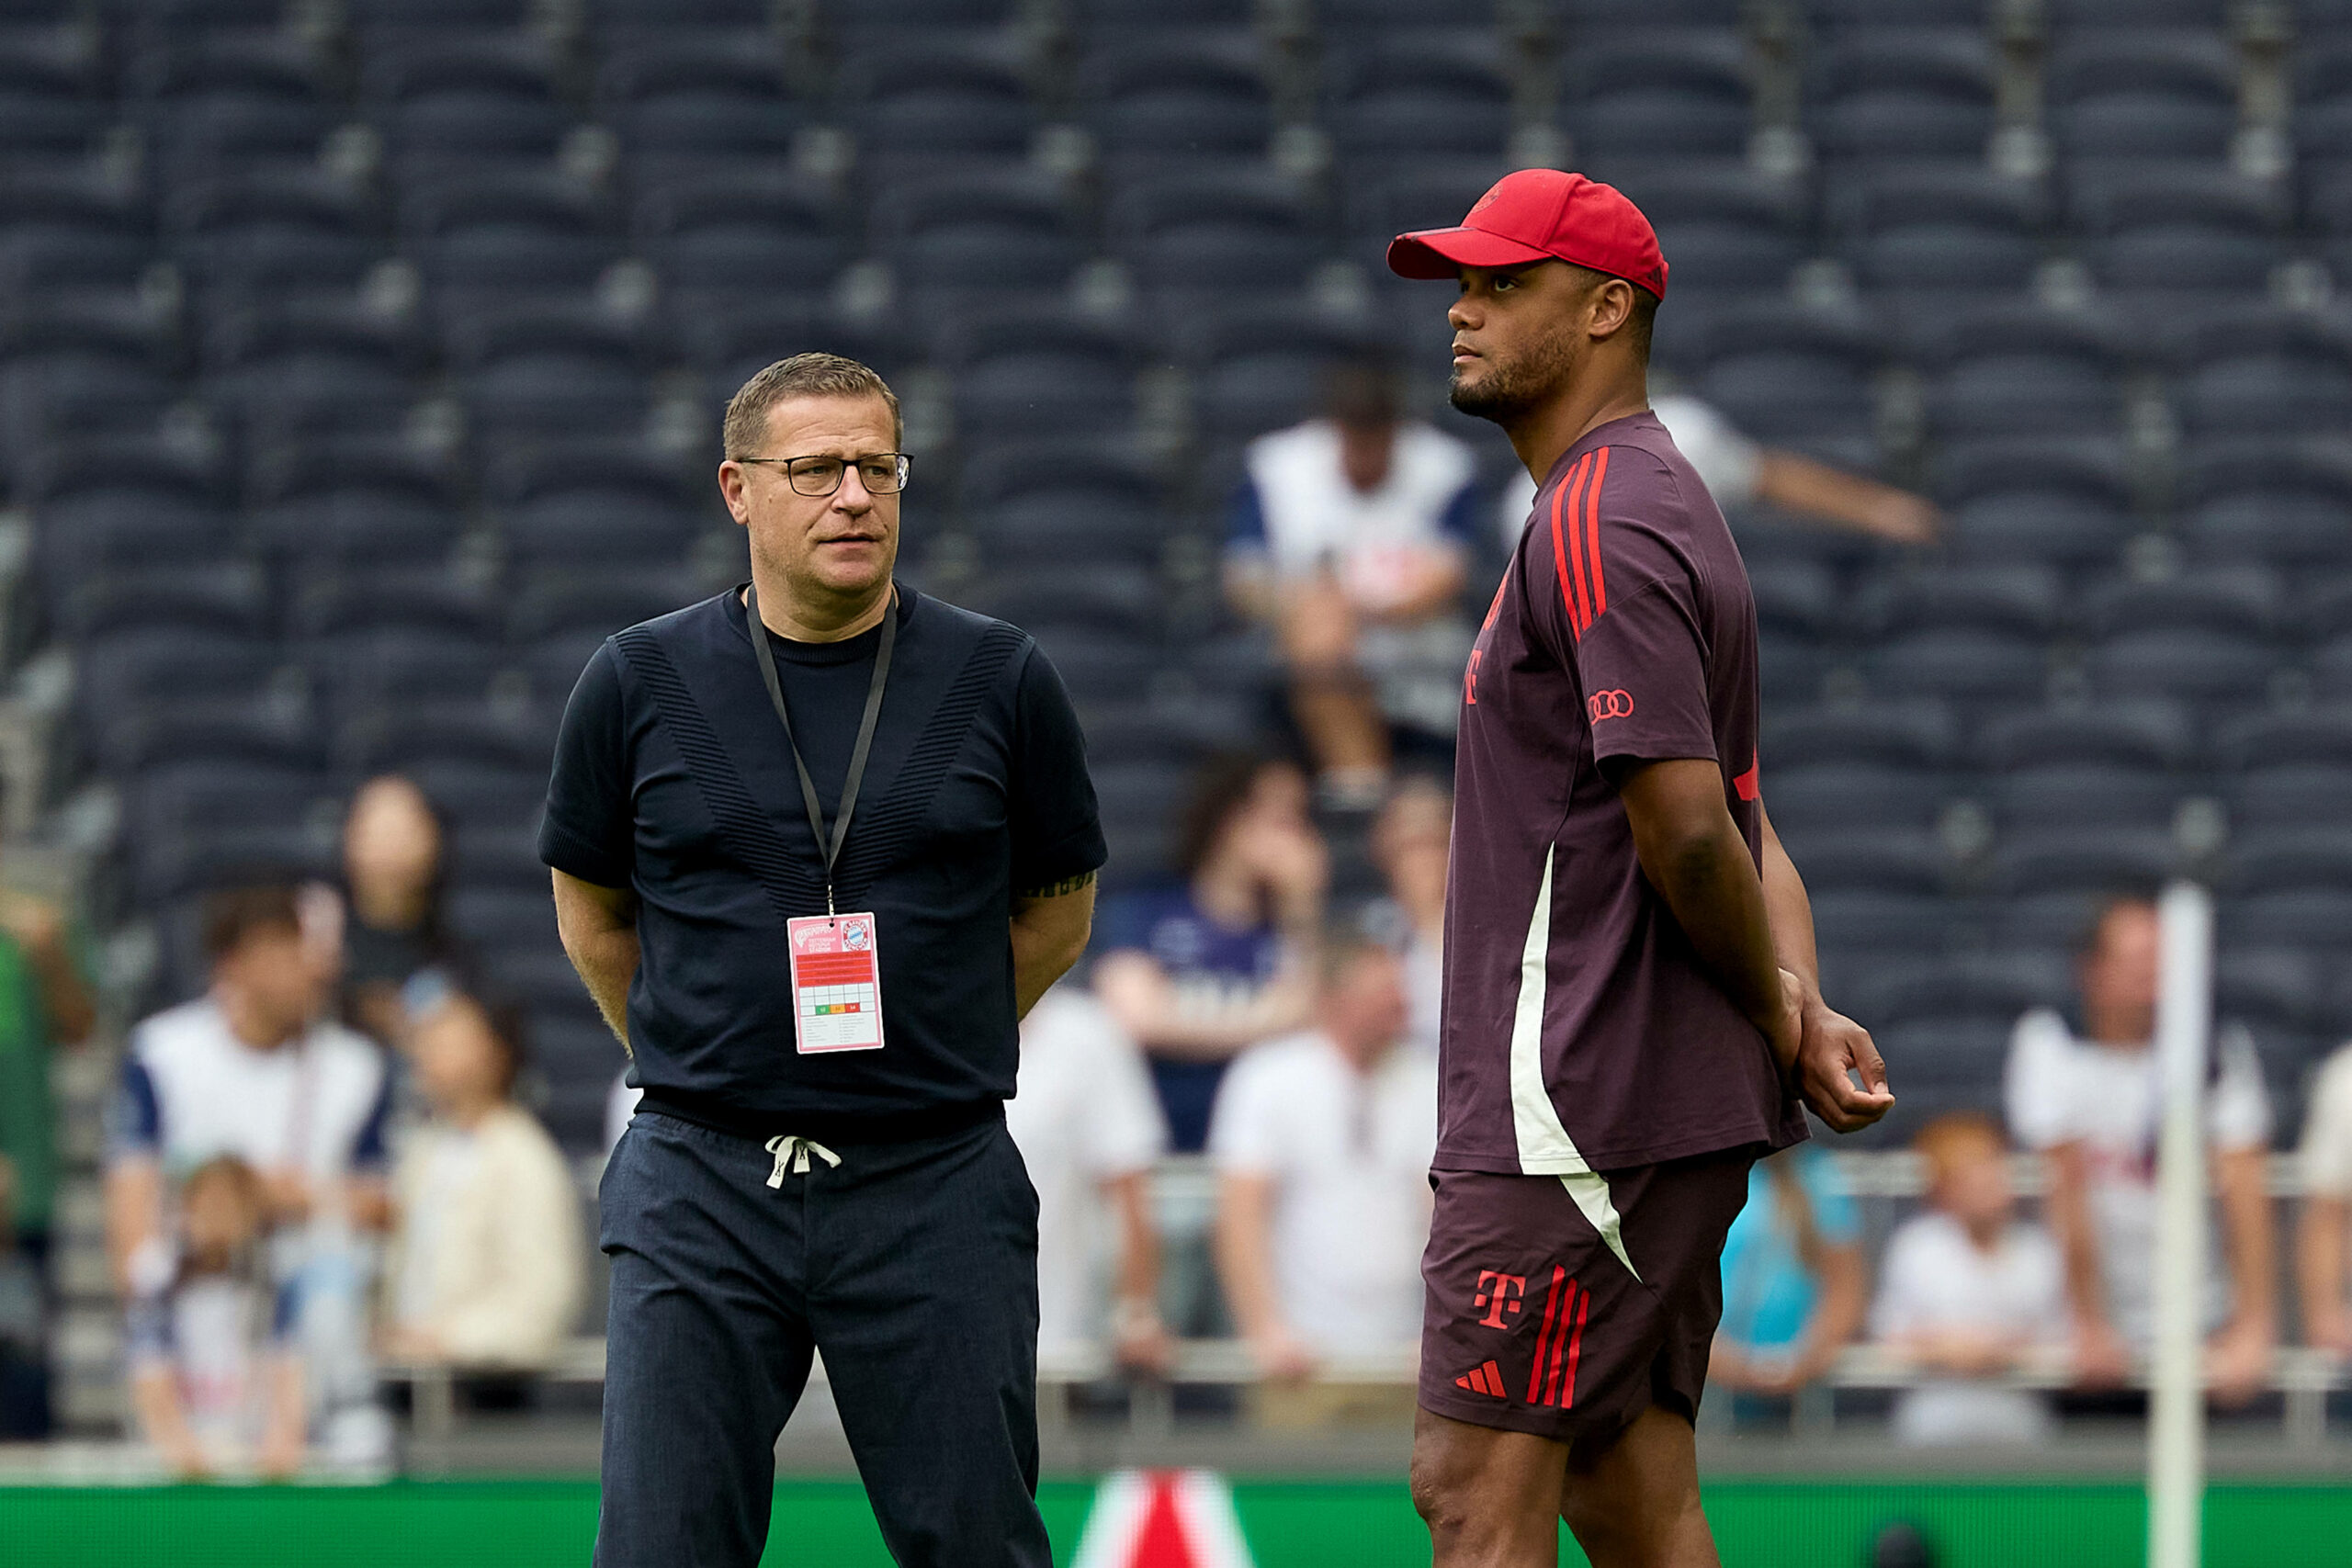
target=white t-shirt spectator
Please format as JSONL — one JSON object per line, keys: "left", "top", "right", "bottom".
{"left": 1207, "top": 1031, "right": 1438, "bottom": 1357}
{"left": 2003, "top": 1008, "right": 2270, "bottom": 1346}
{"left": 111, "top": 998, "right": 390, "bottom": 1194}
{"left": 1007, "top": 987, "right": 1168, "bottom": 1360}
{"left": 1229, "top": 419, "right": 1483, "bottom": 739}
{"left": 1494, "top": 394, "right": 1764, "bottom": 546}
{"left": 1870, "top": 1212, "right": 2065, "bottom": 1446}
{"left": 2299, "top": 1043, "right": 2352, "bottom": 1201}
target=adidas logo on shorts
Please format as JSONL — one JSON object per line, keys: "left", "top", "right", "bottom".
{"left": 1453, "top": 1360, "right": 1507, "bottom": 1399}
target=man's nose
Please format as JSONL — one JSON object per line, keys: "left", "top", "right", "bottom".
{"left": 1448, "top": 295, "right": 1477, "bottom": 330}
{"left": 831, "top": 470, "right": 874, "bottom": 511}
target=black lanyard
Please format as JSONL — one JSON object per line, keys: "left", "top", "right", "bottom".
{"left": 745, "top": 581, "right": 897, "bottom": 920}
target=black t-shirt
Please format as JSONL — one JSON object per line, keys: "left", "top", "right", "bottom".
{"left": 537, "top": 583, "right": 1104, "bottom": 1136}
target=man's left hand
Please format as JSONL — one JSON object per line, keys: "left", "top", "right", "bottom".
{"left": 1794, "top": 1003, "right": 1894, "bottom": 1134}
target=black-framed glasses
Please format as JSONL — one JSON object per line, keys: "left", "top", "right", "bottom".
{"left": 739, "top": 452, "right": 912, "bottom": 497}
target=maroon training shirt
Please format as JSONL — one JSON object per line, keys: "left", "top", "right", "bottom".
{"left": 1440, "top": 411, "right": 1807, "bottom": 1175}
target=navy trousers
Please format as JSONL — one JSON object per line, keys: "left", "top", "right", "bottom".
{"left": 594, "top": 1111, "right": 1051, "bottom": 1568}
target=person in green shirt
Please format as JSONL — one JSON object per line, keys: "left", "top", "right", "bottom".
{"left": 0, "top": 880, "right": 98, "bottom": 1262}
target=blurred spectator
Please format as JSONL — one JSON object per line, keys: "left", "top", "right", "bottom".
{"left": 1495, "top": 392, "right": 1939, "bottom": 547}
{"left": 1210, "top": 934, "right": 1436, "bottom": 1402}
{"left": 381, "top": 990, "right": 583, "bottom": 1371}
{"left": 1365, "top": 775, "right": 1451, "bottom": 1057}
{"left": 1870, "top": 1113, "right": 2064, "bottom": 1446}
{"left": 0, "top": 819, "right": 97, "bottom": 1275}
{"left": 125, "top": 1155, "right": 305, "bottom": 1479}
{"left": 1094, "top": 754, "right": 1327, "bottom": 1154}
{"left": 106, "top": 885, "right": 396, "bottom": 1466}
{"left": 2296, "top": 1042, "right": 2352, "bottom": 1357}
{"left": 1007, "top": 983, "right": 1170, "bottom": 1375}
{"left": 2004, "top": 896, "right": 2277, "bottom": 1405}
{"left": 1224, "top": 361, "right": 1482, "bottom": 807}
{"left": 1712, "top": 1145, "right": 1866, "bottom": 1416}
{"left": 337, "top": 776, "right": 452, "bottom": 1046}
{"left": 0, "top": 1153, "right": 49, "bottom": 1438}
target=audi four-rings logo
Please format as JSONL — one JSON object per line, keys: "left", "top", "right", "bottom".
{"left": 1588, "top": 690, "right": 1634, "bottom": 722}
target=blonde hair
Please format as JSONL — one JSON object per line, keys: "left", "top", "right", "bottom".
{"left": 1913, "top": 1111, "right": 2007, "bottom": 1186}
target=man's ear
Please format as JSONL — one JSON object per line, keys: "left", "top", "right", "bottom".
{"left": 718, "top": 460, "right": 752, "bottom": 526}
{"left": 1589, "top": 277, "right": 1638, "bottom": 343}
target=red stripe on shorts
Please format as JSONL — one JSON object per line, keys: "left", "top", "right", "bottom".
{"left": 1562, "top": 1287, "right": 1591, "bottom": 1410}
{"left": 1526, "top": 1265, "right": 1566, "bottom": 1404}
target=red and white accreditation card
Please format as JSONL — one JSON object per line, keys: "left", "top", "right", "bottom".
{"left": 786, "top": 913, "right": 885, "bottom": 1054}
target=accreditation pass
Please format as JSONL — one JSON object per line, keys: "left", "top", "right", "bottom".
{"left": 786, "top": 913, "right": 885, "bottom": 1054}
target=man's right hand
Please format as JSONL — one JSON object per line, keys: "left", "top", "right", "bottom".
{"left": 1792, "top": 993, "right": 1894, "bottom": 1134}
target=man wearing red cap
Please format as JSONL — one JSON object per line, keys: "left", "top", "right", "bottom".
{"left": 1388, "top": 169, "right": 1894, "bottom": 1566}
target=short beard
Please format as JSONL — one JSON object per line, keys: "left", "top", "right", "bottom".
{"left": 1449, "top": 328, "right": 1580, "bottom": 427}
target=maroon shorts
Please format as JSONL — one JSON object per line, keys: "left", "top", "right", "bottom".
{"left": 1417, "top": 1145, "right": 1759, "bottom": 1446}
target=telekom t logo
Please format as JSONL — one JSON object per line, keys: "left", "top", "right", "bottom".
{"left": 1474, "top": 1271, "right": 1526, "bottom": 1329}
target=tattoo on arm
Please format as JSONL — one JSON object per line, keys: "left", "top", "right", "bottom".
{"left": 1015, "top": 869, "right": 1097, "bottom": 900}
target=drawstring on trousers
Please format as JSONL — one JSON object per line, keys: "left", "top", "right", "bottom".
{"left": 765, "top": 1134, "right": 842, "bottom": 1188}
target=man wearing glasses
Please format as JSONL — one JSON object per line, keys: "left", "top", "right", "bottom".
{"left": 541, "top": 354, "right": 1103, "bottom": 1567}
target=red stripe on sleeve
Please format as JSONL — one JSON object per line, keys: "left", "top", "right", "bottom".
{"left": 1733, "top": 751, "right": 1760, "bottom": 801}
{"left": 1581, "top": 446, "right": 1611, "bottom": 619}
{"left": 1553, "top": 454, "right": 1595, "bottom": 636}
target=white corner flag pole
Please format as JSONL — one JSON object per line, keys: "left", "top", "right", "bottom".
{"left": 2148, "top": 880, "right": 2213, "bottom": 1568}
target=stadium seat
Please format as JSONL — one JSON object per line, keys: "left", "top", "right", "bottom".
{"left": 28, "top": 446, "right": 237, "bottom": 582}
{"left": 1930, "top": 436, "right": 2139, "bottom": 567}
{"left": 1690, "top": 306, "right": 1883, "bottom": 445}
{"left": 1825, "top": 169, "right": 2051, "bottom": 305}
{"left": 486, "top": 437, "right": 707, "bottom": 567}
{"left": 1325, "top": 34, "right": 1516, "bottom": 163}
{"left": 874, "top": 165, "right": 1088, "bottom": 307}
{"left": 336, "top": 698, "right": 560, "bottom": 777}
{"left": 938, "top": 306, "right": 1138, "bottom": 440}
{"left": 1867, "top": 628, "right": 2051, "bottom": 703}
{"left": 1977, "top": 700, "right": 2196, "bottom": 771}
{"left": 509, "top": 569, "right": 707, "bottom": 646}
{"left": 166, "top": 167, "right": 389, "bottom": 302}
{"left": 1860, "top": 563, "right": 2064, "bottom": 640}
{"left": 401, "top": 171, "right": 623, "bottom": 304}
{"left": 821, "top": 0, "right": 1023, "bottom": 47}
{"left": 2172, "top": 313, "right": 2352, "bottom": 438}
{"left": 1806, "top": 0, "right": 1989, "bottom": 28}
{"left": 2085, "top": 566, "right": 2282, "bottom": 643}
{"left": 2178, "top": 438, "right": 2352, "bottom": 565}
{"left": 1762, "top": 702, "right": 1960, "bottom": 770}
{"left": 1765, "top": 763, "right": 1951, "bottom": 833}
{"left": 1808, "top": 889, "right": 1970, "bottom": 959}
{"left": 1913, "top": 302, "right": 2131, "bottom": 438}
{"left": 1111, "top": 170, "right": 1326, "bottom": 301}
{"left": 1078, "top": 33, "right": 1273, "bottom": 168}
{"left": 1841, "top": 949, "right": 2076, "bottom": 1031}
{"left": 588, "top": 0, "right": 771, "bottom": 30}
{"left": 1177, "top": 307, "right": 1393, "bottom": 442}
{"left": 2232, "top": 764, "right": 2352, "bottom": 829}
{"left": 1805, "top": 28, "right": 2000, "bottom": 164}
{"left": 2213, "top": 705, "right": 2352, "bottom": 769}
{"left": 834, "top": 39, "right": 1036, "bottom": 166}
{"left": 0, "top": 28, "right": 111, "bottom": 158}
{"left": 2085, "top": 629, "right": 2281, "bottom": 703}
{"left": 305, "top": 630, "right": 505, "bottom": 721}
{"left": 595, "top": 38, "right": 808, "bottom": 167}
{"left": 1989, "top": 764, "right": 2190, "bottom": 832}
{"left": 1091, "top": 758, "right": 1192, "bottom": 890}
{"left": 284, "top": 565, "right": 503, "bottom": 644}
{"left": 363, "top": 37, "right": 571, "bottom": 163}
{"left": 201, "top": 299, "right": 420, "bottom": 429}
{"left": 1983, "top": 828, "right": 2184, "bottom": 897}
{"left": 1560, "top": 31, "right": 1752, "bottom": 161}
{"left": 55, "top": 561, "right": 270, "bottom": 646}
{"left": 248, "top": 437, "right": 469, "bottom": 570}
{"left": 2042, "top": 31, "right": 2243, "bottom": 163}
{"left": 78, "top": 633, "right": 283, "bottom": 735}
{"left": 2295, "top": 38, "right": 2352, "bottom": 166}
{"left": 445, "top": 306, "right": 653, "bottom": 440}
{"left": 963, "top": 566, "right": 1161, "bottom": 639}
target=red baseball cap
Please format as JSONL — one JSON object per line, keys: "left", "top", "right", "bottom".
{"left": 1385, "top": 169, "right": 1668, "bottom": 300}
